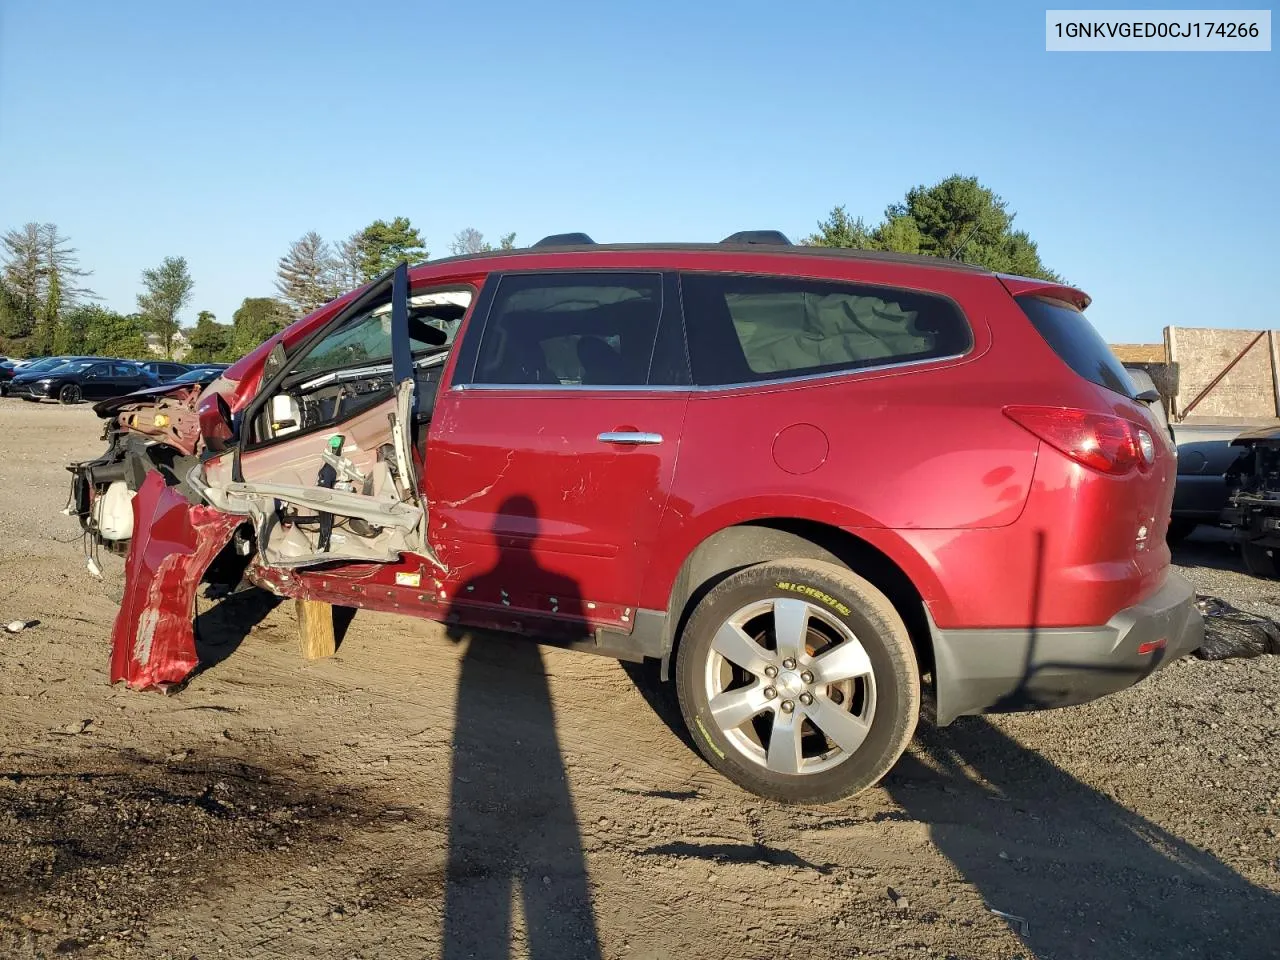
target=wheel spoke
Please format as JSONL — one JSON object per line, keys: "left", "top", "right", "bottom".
{"left": 766, "top": 709, "right": 803, "bottom": 774}
{"left": 772, "top": 598, "right": 809, "bottom": 663}
{"left": 711, "top": 621, "right": 771, "bottom": 676}
{"left": 811, "top": 638, "right": 872, "bottom": 683}
{"left": 709, "top": 684, "right": 768, "bottom": 729}
{"left": 806, "top": 694, "right": 872, "bottom": 755}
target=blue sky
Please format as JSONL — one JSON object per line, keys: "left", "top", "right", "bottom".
{"left": 1, "top": 1, "right": 1275, "bottom": 343}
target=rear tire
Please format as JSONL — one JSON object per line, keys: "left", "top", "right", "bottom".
{"left": 1242, "top": 543, "right": 1279, "bottom": 579}
{"left": 1166, "top": 518, "right": 1198, "bottom": 544}
{"left": 58, "top": 384, "right": 81, "bottom": 405}
{"left": 675, "top": 558, "right": 919, "bottom": 804}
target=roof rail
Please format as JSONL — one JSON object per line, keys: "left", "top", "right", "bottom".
{"left": 532, "top": 232, "right": 595, "bottom": 248}
{"left": 721, "top": 230, "right": 792, "bottom": 246}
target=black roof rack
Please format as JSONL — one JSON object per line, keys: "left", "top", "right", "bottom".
{"left": 532, "top": 232, "right": 595, "bottom": 248}
{"left": 420, "top": 242, "right": 991, "bottom": 274}
{"left": 720, "top": 230, "right": 792, "bottom": 246}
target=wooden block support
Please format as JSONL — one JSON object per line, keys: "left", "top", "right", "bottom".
{"left": 295, "top": 597, "right": 336, "bottom": 660}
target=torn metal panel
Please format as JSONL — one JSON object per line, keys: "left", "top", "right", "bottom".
{"left": 110, "top": 472, "right": 241, "bottom": 690}
{"left": 187, "top": 460, "right": 434, "bottom": 570}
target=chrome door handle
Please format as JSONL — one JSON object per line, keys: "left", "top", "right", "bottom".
{"left": 598, "top": 431, "right": 663, "bottom": 445}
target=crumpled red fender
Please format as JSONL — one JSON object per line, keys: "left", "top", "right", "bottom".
{"left": 110, "top": 471, "right": 241, "bottom": 689}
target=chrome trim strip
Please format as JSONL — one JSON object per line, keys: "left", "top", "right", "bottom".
{"left": 449, "top": 348, "right": 971, "bottom": 395}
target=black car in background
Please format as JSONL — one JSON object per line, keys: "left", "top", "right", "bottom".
{"left": 1, "top": 355, "right": 96, "bottom": 396}
{"left": 0, "top": 359, "right": 19, "bottom": 395}
{"left": 137, "top": 360, "right": 192, "bottom": 383}
{"left": 9, "top": 359, "right": 160, "bottom": 404}
{"left": 167, "top": 363, "right": 228, "bottom": 385}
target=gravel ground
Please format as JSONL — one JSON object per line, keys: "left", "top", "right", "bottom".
{"left": 0, "top": 402, "right": 1277, "bottom": 960}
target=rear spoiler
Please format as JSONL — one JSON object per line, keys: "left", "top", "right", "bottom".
{"left": 997, "top": 274, "right": 1091, "bottom": 310}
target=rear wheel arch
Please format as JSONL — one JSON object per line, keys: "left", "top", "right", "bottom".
{"left": 660, "top": 519, "right": 935, "bottom": 684}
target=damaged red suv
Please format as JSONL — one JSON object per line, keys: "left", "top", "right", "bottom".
{"left": 109, "top": 231, "right": 1203, "bottom": 804}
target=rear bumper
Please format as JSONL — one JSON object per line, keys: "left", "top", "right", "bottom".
{"left": 931, "top": 571, "right": 1203, "bottom": 726}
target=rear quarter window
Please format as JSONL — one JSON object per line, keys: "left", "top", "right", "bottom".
{"left": 1017, "top": 295, "right": 1137, "bottom": 399}
{"left": 679, "top": 272, "right": 972, "bottom": 386}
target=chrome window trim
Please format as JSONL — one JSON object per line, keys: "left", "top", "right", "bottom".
{"left": 449, "top": 346, "right": 971, "bottom": 394}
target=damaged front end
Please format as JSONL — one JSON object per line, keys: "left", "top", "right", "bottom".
{"left": 1224, "top": 426, "right": 1280, "bottom": 578}
{"left": 66, "top": 386, "right": 205, "bottom": 573}
{"left": 109, "top": 471, "right": 249, "bottom": 689}
{"left": 107, "top": 261, "right": 431, "bottom": 692}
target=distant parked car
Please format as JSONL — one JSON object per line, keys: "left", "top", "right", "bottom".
{"left": 8, "top": 359, "right": 160, "bottom": 404}
{"left": 0, "top": 359, "right": 19, "bottom": 396}
{"left": 1, "top": 355, "right": 98, "bottom": 397}
{"left": 67, "top": 364, "right": 233, "bottom": 556}
{"left": 137, "top": 360, "right": 192, "bottom": 383}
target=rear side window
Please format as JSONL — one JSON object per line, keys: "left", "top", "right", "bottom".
{"left": 1017, "top": 296, "right": 1137, "bottom": 399}
{"left": 680, "top": 272, "right": 972, "bottom": 386}
{"left": 473, "top": 273, "right": 664, "bottom": 386}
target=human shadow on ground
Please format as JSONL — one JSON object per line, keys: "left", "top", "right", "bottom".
{"left": 440, "top": 495, "right": 601, "bottom": 960}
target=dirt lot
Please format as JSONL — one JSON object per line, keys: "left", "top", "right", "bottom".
{"left": 0, "top": 403, "right": 1277, "bottom": 960}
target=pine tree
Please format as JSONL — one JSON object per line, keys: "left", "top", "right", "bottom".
{"left": 337, "top": 233, "right": 365, "bottom": 291}
{"left": 353, "top": 217, "right": 428, "bottom": 281}
{"left": 0, "top": 223, "right": 93, "bottom": 347}
{"left": 275, "top": 231, "right": 340, "bottom": 315}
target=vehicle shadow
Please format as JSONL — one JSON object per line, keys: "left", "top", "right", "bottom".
{"left": 440, "top": 495, "right": 601, "bottom": 960}
{"left": 885, "top": 528, "right": 1278, "bottom": 958}
{"left": 883, "top": 718, "right": 1280, "bottom": 959}
{"left": 192, "top": 587, "right": 281, "bottom": 668}
{"left": 1170, "top": 526, "right": 1245, "bottom": 574}
{"left": 621, "top": 526, "right": 1277, "bottom": 957}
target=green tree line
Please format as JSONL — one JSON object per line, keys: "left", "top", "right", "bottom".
{"left": 2, "top": 176, "right": 1059, "bottom": 364}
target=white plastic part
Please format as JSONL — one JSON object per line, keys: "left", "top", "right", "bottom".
{"left": 270, "top": 393, "right": 301, "bottom": 438}
{"left": 93, "top": 481, "right": 135, "bottom": 541}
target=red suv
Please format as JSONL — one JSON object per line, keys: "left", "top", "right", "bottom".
{"left": 110, "top": 232, "right": 1203, "bottom": 804}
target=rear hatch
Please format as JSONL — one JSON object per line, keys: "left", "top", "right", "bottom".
{"left": 1004, "top": 281, "right": 1176, "bottom": 586}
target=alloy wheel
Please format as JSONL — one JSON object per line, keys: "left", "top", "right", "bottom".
{"left": 702, "top": 597, "right": 877, "bottom": 775}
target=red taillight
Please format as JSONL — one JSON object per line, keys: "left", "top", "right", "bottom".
{"left": 1004, "top": 406, "right": 1152, "bottom": 476}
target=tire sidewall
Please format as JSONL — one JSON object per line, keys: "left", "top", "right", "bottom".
{"left": 59, "top": 384, "right": 79, "bottom": 404}
{"left": 1242, "top": 543, "right": 1278, "bottom": 579}
{"left": 676, "top": 560, "right": 918, "bottom": 803}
